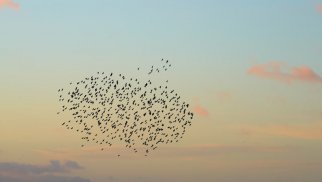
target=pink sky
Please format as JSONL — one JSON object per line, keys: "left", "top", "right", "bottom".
{"left": 247, "top": 62, "right": 322, "bottom": 84}
{"left": 0, "top": 0, "right": 19, "bottom": 10}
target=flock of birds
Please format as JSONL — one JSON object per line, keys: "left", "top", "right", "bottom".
{"left": 57, "top": 59, "right": 194, "bottom": 156}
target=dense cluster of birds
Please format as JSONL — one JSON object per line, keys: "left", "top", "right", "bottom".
{"left": 57, "top": 59, "right": 194, "bottom": 156}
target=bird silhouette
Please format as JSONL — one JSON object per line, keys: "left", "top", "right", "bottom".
{"left": 57, "top": 58, "right": 194, "bottom": 156}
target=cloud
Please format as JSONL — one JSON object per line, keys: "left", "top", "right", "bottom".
{"left": 64, "top": 161, "right": 83, "bottom": 170}
{"left": 317, "top": 4, "right": 322, "bottom": 14}
{"left": 0, "top": 160, "right": 90, "bottom": 182}
{"left": 0, "top": 0, "right": 20, "bottom": 10}
{"left": 155, "top": 144, "right": 289, "bottom": 158}
{"left": 35, "top": 144, "right": 288, "bottom": 161}
{"left": 247, "top": 62, "right": 322, "bottom": 84}
{"left": 236, "top": 122, "right": 322, "bottom": 140}
{"left": 193, "top": 103, "right": 209, "bottom": 117}
{"left": 0, "top": 160, "right": 83, "bottom": 175}
{"left": 0, "top": 175, "right": 90, "bottom": 182}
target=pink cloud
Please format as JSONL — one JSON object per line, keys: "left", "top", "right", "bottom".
{"left": 0, "top": 0, "right": 20, "bottom": 10}
{"left": 193, "top": 103, "right": 209, "bottom": 117}
{"left": 317, "top": 4, "right": 322, "bottom": 14}
{"left": 247, "top": 62, "right": 322, "bottom": 84}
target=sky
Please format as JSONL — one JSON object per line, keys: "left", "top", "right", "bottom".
{"left": 1, "top": 0, "right": 322, "bottom": 181}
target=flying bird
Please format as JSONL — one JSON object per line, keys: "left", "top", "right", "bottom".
{"left": 57, "top": 58, "right": 194, "bottom": 156}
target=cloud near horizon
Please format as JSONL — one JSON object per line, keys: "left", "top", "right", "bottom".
{"left": 0, "top": 0, "right": 19, "bottom": 10}
{"left": 0, "top": 160, "right": 83, "bottom": 175}
{"left": 247, "top": 62, "right": 322, "bottom": 84}
{"left": 0, "top": 160, "right": 90, "bottom": 182}
{"left": 236, "top": 122, "right": 322, "bottom": 140}
{"left": 34, "top": 143, "right": 288, "bottom": 161}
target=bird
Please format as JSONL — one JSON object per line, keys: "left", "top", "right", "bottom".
{"left": 57, "top": 63, "right": 194, "bottom": 156}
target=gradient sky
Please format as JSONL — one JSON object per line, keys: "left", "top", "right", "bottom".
{"left": 1, "top": 0, "right": 322, "bottom": 182}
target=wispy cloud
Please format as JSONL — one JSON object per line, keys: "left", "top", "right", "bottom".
{"left": 0, "top": 160, "right": 83, "bottom": 175}
{"left": 35, "top": 144, "right": 288, "bottom": 161}
{"left": 193, "top": 103, "right": 209, "bottom": 117}
{"left": 0, "top": 0, "right": 20, "bottom": 10}
{"left": 0, "top": 175, "right": 90, "bottom": 182}
{"left": 152, "top": 144, "right": 289, "bottom": 159}
{"left": 0, "top": 174, "right": 91, "bottom": 182}
{"left": 247, "top": 62, "right": 322, "bottom": 84}
{"left": 0, "top": 160, "right": 90, "bottom": 182}
{"left": 236, "top": 122, "right": 322, "bottom": 140}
